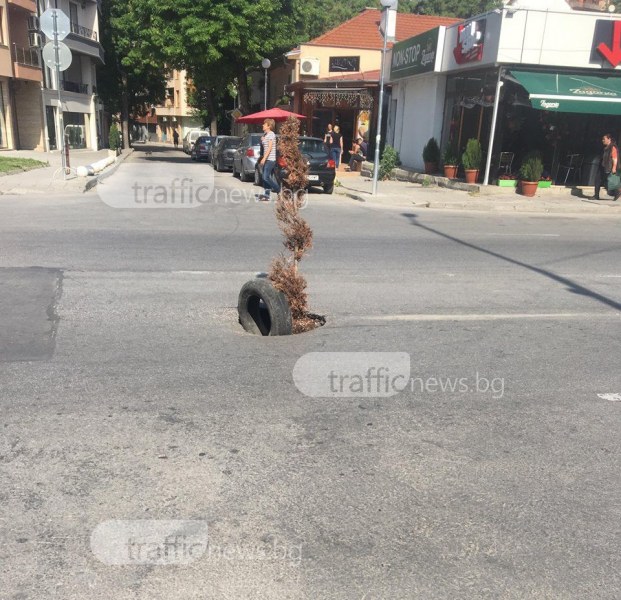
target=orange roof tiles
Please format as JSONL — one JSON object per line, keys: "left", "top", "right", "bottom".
{"left": 306, "top": 8, "right": 461, "bottom": 51}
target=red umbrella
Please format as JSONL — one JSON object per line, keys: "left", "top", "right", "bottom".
{"left": 235, "top": 107, "right": 306, "bottom": 124}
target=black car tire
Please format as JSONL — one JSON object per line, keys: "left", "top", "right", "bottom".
{"left": 237, "top": 279, "right": 292, "bottom": 336}
{"left": 254, "top": 167, "right": 262, "bottom": 187}
{"left": 323, "top": 183, "right": 335, "bottom": 194}
{"left": 240, "top": 168, "right": 251, "bottom": 182}
{"left": 214, "top": 159, "right": 220, "bottom": 172}
{"left": 232, "top": 163, "right": 239, "bottom": 178}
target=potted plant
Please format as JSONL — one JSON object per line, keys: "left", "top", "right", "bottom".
{"left": 518, "top": 152, "right": 544, "bottom": 197}
{"left": 497, "top": 173, "right": 518, "bottom": 187}
{"left": 462, "top": 138, "right": 482, "bottom": 184}
{"left": 538, "top": 174, "right": 552, "bottom": 188}
{"left": 422, "top": 137, "right": 440, "bottom": 174}
{"left": 442, "top": 148, "right": 459, "bottom": 179}
{"left": 109, "top": 123, "right": 121, "bottom": 157}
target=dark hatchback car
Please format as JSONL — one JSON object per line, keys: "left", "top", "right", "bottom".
{"left": 256, "top": 136, "right": 336, "bottom": 194}
{"left": 191, "top": 136, "right": 214, "bottom": 161}
{"left": 212, "top": 136, "right": 242, "bottom": 172}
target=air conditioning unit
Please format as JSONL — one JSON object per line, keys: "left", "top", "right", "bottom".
{"left": 28, "top": 32, "right": 41, "bottom": 48}
{"left": 300, "top": 58, "right": 320, "bottom": 76}
{"left": 27, "top": 15, "right": 39, "bottom": 32}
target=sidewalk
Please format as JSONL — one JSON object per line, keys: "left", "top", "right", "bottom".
{"left": 334, "top": 167, "right": 621, "bottom": 216}
{"left": 0, "top": 148, "right": 129, "bottom": 195}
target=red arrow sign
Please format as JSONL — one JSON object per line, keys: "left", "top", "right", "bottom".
{"left": 598, "top": 21, "right": 621, "bottom": 68}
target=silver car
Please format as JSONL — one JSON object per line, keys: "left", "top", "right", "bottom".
{"left": 183, "top": 129, "right": 210, "bottom": 154}
{"left": 232, "top": 133, "right": 262, "bottom": 182}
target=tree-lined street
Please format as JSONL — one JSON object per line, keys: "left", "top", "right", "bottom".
{"left": 1, "top": 148, "right": 620, "bottom": 598}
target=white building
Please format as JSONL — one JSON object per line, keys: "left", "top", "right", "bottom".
{"left": 386, "top": 0, "right": 621, "bottom": 184}
{"left": 37, "top": 0, "right": 104, "bottom": 150}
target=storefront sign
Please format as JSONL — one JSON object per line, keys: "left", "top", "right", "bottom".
{"left": 512, "top": 70, "right": 621, "bottom": 115}
{"left": 453, "top": 19, "right": 486, "bottom": 65}
{"left": 594, "top": 20, "right": 621, "bottom": 68}
{"left": 390, "top": 28, "right": 441, "bottom": 80}
{"left": 329, "top": 56, "right": 360, "bottom": 72}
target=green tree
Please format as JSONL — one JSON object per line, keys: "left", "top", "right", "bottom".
{"left": 98, "top": 0, "right": 167, "bottom": 148}
{"left": 142, "top": 0, "right": 296, "bottom": 114}
{"left": 402, "top": 0, "right": 502, "bottom": 18}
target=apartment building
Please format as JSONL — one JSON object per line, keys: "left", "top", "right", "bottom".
{"left": 10, "top": 0, "right": 44, "bottom": 150}
{"left": 0, "top": 0, "right": 44, "bottom": 150}
{"left": 37, "top": 0, "right": 104, "bottom": 150}
{"left": 152, "top": 69, "right": 202, "bottom": 142}
{"left": 0, "top": 0, "right": 104, "bottom": 151}
{"left": 0, "top": 0, "right": 12, "bottom": 148}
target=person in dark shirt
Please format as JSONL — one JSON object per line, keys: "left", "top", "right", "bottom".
{"left": 330, "top": 125, "right": 343, "bottom": 168}
{"left": 324, "top": 123, "right": 333, "bottom": 146}
{"left": 593, "top": 133, "right": 619, "bottom": 200}
{"left": 348, "top": 137, "right": 367, "bottom": 171}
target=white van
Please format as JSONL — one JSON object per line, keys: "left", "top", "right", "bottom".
{"left": 183, "top": 129, "right": 210, "bottom": 154}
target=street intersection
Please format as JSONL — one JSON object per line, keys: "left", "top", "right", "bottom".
{"left": 1, "top": 145, "right": 620, "bottom": 599}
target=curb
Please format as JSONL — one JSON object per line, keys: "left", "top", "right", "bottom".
{"left": 84, "top": 148, "right": 135, "bottom": 192}
{"left": 360, "top": 162, "right": 479, "bottom": 193}
{"left": 333, "top": 184, "right": 621, "bottom": 215}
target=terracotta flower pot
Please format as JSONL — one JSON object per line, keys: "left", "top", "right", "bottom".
{"left": 520, "top": 180, "right": 538, "bottom": 197}
{"left": 464, "top": 169, "right": 479, "bottom": 184}
{"left": 443, "top": 165, "right": 458, "bottom": 179}
{"left": 424, "top": 161, "right": 438, "bottom": 175}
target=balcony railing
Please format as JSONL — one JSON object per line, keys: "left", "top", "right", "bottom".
{"left": 62, "top": 80, "right": 89, "bottom": 94}
{"left": 12, "top": 44, "right": 40, "bottom": 68}
{"left": 70, "top": 21, "right": 98, "bottom": 41}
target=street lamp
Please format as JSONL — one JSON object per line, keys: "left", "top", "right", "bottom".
{"left": 261, "top": 58, "right": 271, "bottom": 110}
{"left": 372, "top": 0, "right": 398, "bottom": 196}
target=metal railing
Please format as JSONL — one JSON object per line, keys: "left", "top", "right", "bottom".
{"left": 70, "top": 21, "right": 98, "bottom": 41}
{"left": 62, "top": 80, "right": 89, "bottom": 94}
{"left": 12, "top": 44, "right": 41, "bottom": 68}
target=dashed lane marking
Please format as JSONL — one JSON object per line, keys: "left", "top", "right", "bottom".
{"left": 597, "top": 393, "right": 621, "bottom": 402}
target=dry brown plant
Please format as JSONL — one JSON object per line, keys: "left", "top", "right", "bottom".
{"left": 269, "top": 117, "right": 319, "bottom": 333}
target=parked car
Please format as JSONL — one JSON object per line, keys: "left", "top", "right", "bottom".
{"left": 183, "top": 129, "right": 210, "bottom": 154}
{"left": 206, "top": 135, "right": 232, "bottom": 163}
{"left": 232, "top": 133, "right": 263, "bottom": 182}
{"left": 191, "top": 135, "right": 214, "bottom": 161}
{"left": 255, "top": 136, "right": 336, "bottom": 194}
{"left": 212, "top": 136, "right": 242, "bottom": 172}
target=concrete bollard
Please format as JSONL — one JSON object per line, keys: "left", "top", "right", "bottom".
{"left": 77, "top": 155, "right": 116, "bottom": 177}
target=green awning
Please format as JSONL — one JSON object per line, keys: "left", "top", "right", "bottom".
{"left": 510, "top": 70, "right": 621, "bottom": 115}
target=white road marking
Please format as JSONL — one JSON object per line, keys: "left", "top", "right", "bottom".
{"left": 484, "top": 233, "right": 560, "bottom": 237}
{"left": 361, "top": 313, "right": 620, "bottom": 322}
{"left": 597, "top": 393, "right": 621, "bottom": 402}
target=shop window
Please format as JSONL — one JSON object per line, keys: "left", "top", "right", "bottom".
{"left": 0, "top": 8, "right": 4, "bottom": 46}
{"left": 64, "top": 112, "right": 86, "bottom": 149}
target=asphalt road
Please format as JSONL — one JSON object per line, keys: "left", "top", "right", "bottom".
{"left": 1, "top": 145, "right": 620, "bottom": 599}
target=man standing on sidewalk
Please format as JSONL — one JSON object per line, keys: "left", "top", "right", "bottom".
{"left": 257, "top": 119, "right": 280, "bottom": 201}
{"left": 593, "top": 133, "right": 619, "bottom": 200}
